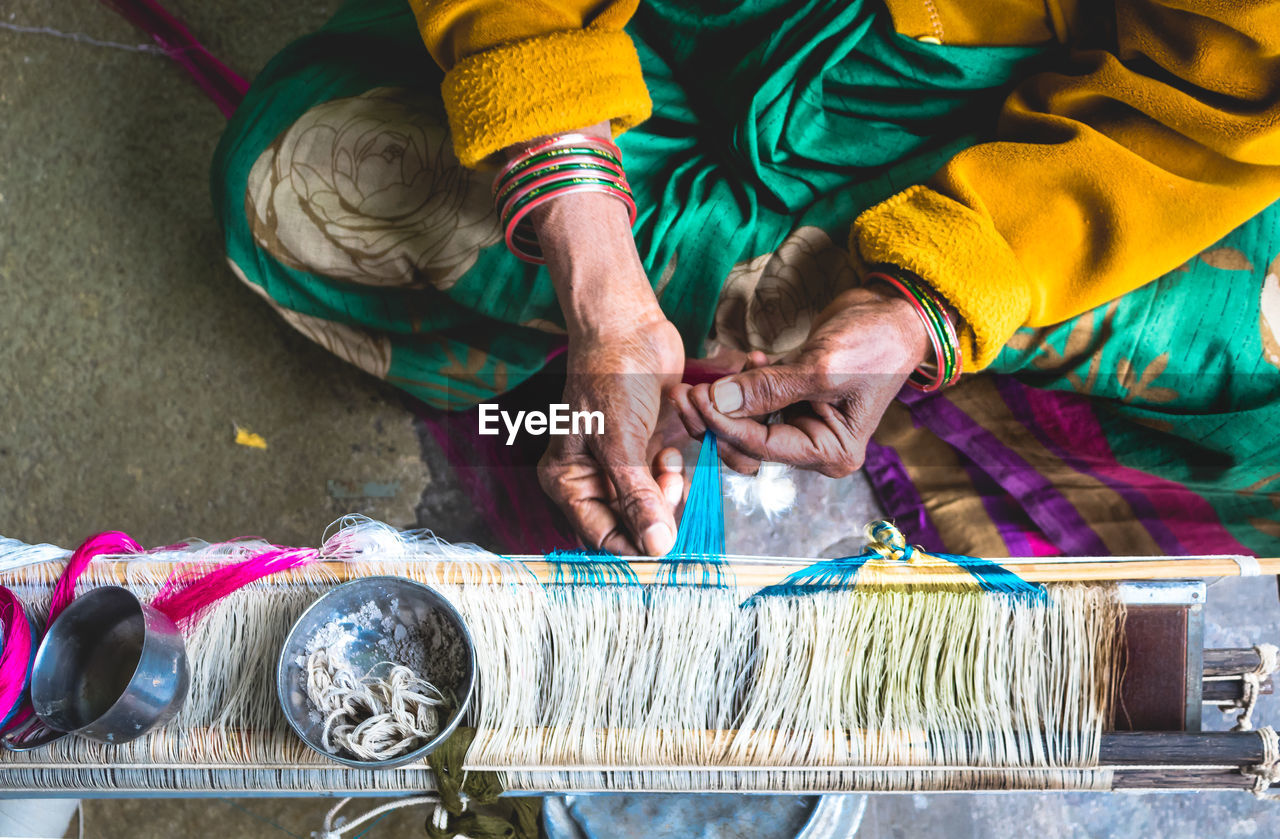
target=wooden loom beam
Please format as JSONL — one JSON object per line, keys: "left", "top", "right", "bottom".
{"left": 26, "top": 554, "right": 1280, "bottom": 587}
{"left": 1099, "top": 732, "right": 1265, "bottom": 765}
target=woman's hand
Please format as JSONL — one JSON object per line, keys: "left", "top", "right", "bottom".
{"left": 518, "top": 123, "right": 686, "bottom": 555}
{"left": 670, "top": 284, "right": 931, "bottom": 477}
{"left": 539, "top": 312, "right": 686, "bottom": 556}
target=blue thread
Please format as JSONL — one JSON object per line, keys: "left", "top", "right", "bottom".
{"left": 749, "top": 553, "right": 876, "bottom": 599}
{"left": 659, "top": 432, "right": 731, "bottom": 587}
{"left": 545, "top": 549, "right": 640, "bottom": 586}
{"left": 532, "top": 430, "right": 1042, "bottom": 604}
{"left": 929, "top": 552, "right": 1047, "bottom": 603}
{"left": 748, "top": 549, "right": 1044, "bottom": 603}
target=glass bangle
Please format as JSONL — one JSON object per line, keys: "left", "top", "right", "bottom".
{"left": 493, "top": 148, "right": 624, "bottom": 197}
{"left": 494, "top": 160, "right": 627, "bottom": 207}
{"left": 499, "top": 176, "right": 632, "bottom": 229}
{"left": 504, "top": 184, "right": 638, "bottom": 264}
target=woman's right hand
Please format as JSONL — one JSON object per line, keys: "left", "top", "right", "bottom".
{"left": 526, "top": 175, "right": 687, "bottom": 556}
{"left": 539, "top": 306, "right": 686, "bottom": 556}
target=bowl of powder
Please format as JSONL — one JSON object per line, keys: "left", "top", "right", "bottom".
{"left": 276, "top": 576, "right": 475, "bottom": 768}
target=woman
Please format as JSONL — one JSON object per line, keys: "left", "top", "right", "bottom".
{"left": 213, "top": 0, "right": 1280, "bottom": 558}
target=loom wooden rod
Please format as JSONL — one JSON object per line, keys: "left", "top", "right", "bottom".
{"left": 12, "top": 554, "right": 1280, "bottom": 587}
{"left": 1203, "top": 679, "right": 1272, "bottom": 703}
{"left": 1099, "top": 732, "right": 1266, "bottom": 766}
{"left": 1111, "top": 770, "right": 1261, "bottom": 790}
{"left": 1204, "top": 648, "right": 1273, "bottom": 677}
{"left": 14, "top": 731, "right": 1261, "bottom": 771}
{"left": 467, "top": 732, "right": 1269, "bottom": 769}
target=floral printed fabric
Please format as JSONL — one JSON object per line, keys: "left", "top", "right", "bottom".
{"left": 245, "top": 88, "right": 500, "bottom": 290}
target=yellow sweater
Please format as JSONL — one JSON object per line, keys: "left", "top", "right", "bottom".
{"left": 408, "top": 0, "right": 1280, "bottom": 369}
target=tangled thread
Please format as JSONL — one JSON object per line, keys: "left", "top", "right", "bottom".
{"left": 306, "top": 650, "right": 446, "bottom": 761}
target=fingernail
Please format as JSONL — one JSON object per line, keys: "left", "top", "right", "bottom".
{"left": 664, "top": 481, "right": 682, "bottom": 505}
{"left": 660, "top": 450, "right": 682, "bottom": 471}
{"left": 642, "top": 522, "right": 675, "bottom": 556}
{"left": 712, "top": 379, "right": 743, "bottom": 413}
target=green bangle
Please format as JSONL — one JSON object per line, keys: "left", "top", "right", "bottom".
{"left": 494, "top": 161, "right": 627, "bottom": 207}
{"left": 493, "top": 147, "right": 622, "bottom": 195}
{"left": 500, "top": 176, "right": 633, "bottom": 227}
{"left": 870, "top": 266, "right": 960, "bottom": 388}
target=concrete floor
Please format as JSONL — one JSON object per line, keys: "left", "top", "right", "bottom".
{"left": 2, "top": 1, "right": 1279, "bottom": 837}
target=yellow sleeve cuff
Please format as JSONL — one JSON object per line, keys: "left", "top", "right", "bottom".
{"left": 850, "top": 185, "right": 1033, "bottom": 371}
{"left": 441, "top": 29, "right": 652, "bottom": 169}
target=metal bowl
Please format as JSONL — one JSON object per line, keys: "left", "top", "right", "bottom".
{"left": 21, "top": 586, "right": 189, "bottom": 749}
{"left": 277, "top": 576, "right": 476, "bottom": 768}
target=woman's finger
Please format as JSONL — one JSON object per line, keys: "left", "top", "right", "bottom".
{"left": 718, "top": 438, "right": 762, "bottom": 475}
{"left": 667, "top": 383, "right": 708, "bottom": 440}
{"left": 538, "top": 454, "right": 640, "bottom": 553}
{"left": 601, "top": 460, "right": 677, "bottom": 556}
{"left": 706, "top": 357, "right": 833, "bottom": 419}
{"left": 688, "top": 383, "right": 840, "bottom": 469}
{"left": 653, "top": 447, "right": 686, "bottom": 508}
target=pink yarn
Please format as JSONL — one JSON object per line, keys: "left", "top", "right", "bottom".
{"left": 0, "top": 589, "right": 33, "bottom": 727}
{"left": 99, "top": 0, "right": 248, "bottom": 118}
{"left": 48, "top": 531, "right": 142, "bottom": 626}
{"left": 151, "top": 547, "right": 319, "bottom": 628}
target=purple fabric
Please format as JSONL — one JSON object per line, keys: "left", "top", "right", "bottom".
{"left": 957, "top": 458, "right": 1038, "bottom": 557}
{"left": 993, "top": 376, "right": 1188, "bottom": 555}
{"left": 1018, "top": 380, "right": 1254, "bottom": 556}
{"left": 900, "top": 388, "right": 1112, "bottom": 555}
{"left": 863, "top": 438, "right": 945, "bottom": 550}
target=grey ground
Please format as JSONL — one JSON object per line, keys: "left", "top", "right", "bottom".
{"left": 1, "top": 2, "right": 1278, "bottom": 837}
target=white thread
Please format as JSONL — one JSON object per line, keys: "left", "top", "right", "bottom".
{"left": 1231, "top": 555, "right": 1262, "bottom": 576}
{"left": 1245, "top": 726, "right": 1280, "bottom": 799}
{"left": 0, "top": 536, "right": 69, "bottom": 573}
{"left": 306, "top": 652, "right": 445, "bottom": 762}
{"left": 0, "top": 22, "right": 166, "bottom": 54}
{"left": 316, "top": 795, "right": 437, "bottom": 839}
{"left": 0, "top": 520, "right": 1125, "bottom": 796}
{"left": 725, "top": 462, "right": 797, "bottom": 519}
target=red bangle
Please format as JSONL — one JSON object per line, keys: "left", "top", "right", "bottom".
{"left": 504, "top": 184, "right": 637, "bottom": 264}
{"left": 493, "top": 133, "right": 633, "bottom": 264}
{"left": 497, "top": 170, "right": 628, "bottom": 226}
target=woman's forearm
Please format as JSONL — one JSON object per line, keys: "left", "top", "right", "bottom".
{"left": 505, "top": 123, "right": 666, "bottom": 340}
{"left": 532, "top": 192, "right": 664, "bottom": 339}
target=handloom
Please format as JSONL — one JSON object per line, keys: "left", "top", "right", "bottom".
{"left": 0, "top": 439, "right": 1278, "bottom": 798}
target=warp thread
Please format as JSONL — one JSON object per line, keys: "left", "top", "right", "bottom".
{"left": 151, "top": 545, "right": 320, "bottom": 628}
{"left": 661, "top": 432, "right": 729, "bottom": 586}
{"left": 49, "top": 531, "right": 141, "bottom": 624}
{"left": 756, "top": 520, "right": 1045, "bottom": 601}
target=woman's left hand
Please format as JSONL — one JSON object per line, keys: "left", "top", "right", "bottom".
{"left": 670, "top": 285, "right": 931, "bottom": 477}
